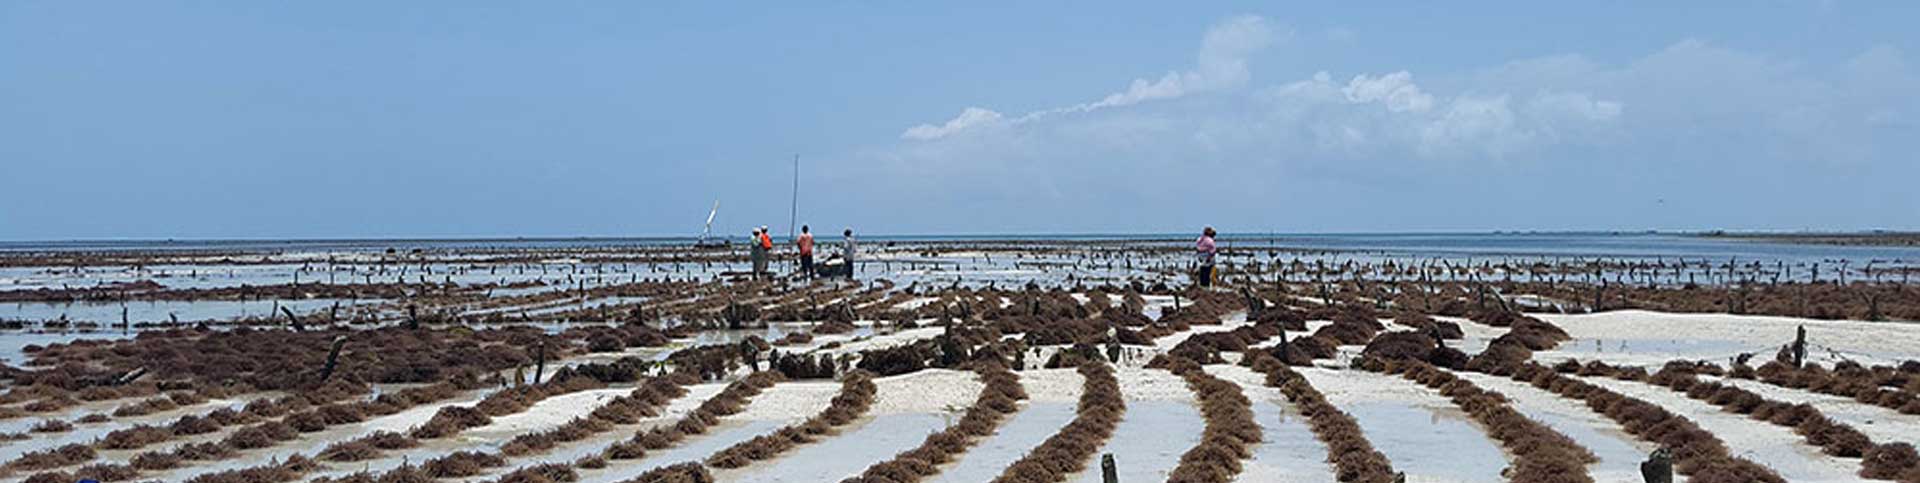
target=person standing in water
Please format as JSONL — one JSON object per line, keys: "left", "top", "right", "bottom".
{"left": 795, "top": 225, "right": 815, "bottom": 279}
{"left": 842, "top": 228, "right": 857, "bottom": 280}
{"left": 1195, "top": 226, "right": 1218, "bottom": 287}
{"left": 749, "top": 227, "right": 768, "bottom": 278}
{"left": 757, "top": 226, "right": 774, "bottom": 276}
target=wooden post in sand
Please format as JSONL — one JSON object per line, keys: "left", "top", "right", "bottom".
{"left": 533, "top": 341, "right": 548, "bottom": 385}
{"left": 1791, "top": 326, "right": 1807, "bottom": 369}
{"left": 1101, "top": 453, "right": 1118, "bottom": 483}
{"left": 281, "top": 306, "right": 305, "bottom": 332}
{"left": 320, "top": 336, "right": 347, "bottom": 382}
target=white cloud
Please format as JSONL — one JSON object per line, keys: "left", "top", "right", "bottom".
{"left": 1528, "top": 91, "right": 1622, "bottom": 122}
{"left": 1342, "top": 71, "right": 1435, "bottom": 112}
{"left": 902, "top": 15, "right": 1277, "bottom": 140}
{"left": 901, "top": 107, "right": 1003, "bottom": 140}
{"left": 1419, "top": 95, "right": 1524, "bottom": 158}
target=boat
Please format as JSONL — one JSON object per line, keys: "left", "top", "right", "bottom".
{"left": 694, "top": 200, "right": 729, "bottom": 248}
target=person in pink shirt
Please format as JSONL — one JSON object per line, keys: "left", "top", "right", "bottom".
{"left": 1195, "top": 226, "right": 1218, "bottom": 287}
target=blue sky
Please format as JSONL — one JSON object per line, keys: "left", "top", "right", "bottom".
{"left": 3, "top": 2, "right": 1916, "bottom": 240}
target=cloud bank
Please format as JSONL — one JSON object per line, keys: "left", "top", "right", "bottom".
{"left": 902, "top": 15, "right": 1278, "bottom": 140}
{"left": 841, "top": 15, "right": 1917, "bottom": 233}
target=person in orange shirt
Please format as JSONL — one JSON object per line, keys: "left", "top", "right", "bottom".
{"left": 795, "top": 225, "right": 815, "bottom": 278}
{"left": 757, "top": 225, "right": 773, "bottom": 278}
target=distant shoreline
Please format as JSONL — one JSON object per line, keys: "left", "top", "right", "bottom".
{"left": 1696, "top": 231, "right": 1920, "bottom": 247}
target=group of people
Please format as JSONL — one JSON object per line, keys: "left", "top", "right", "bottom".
{"left": 739, "top": 224, "right": 1215, "bottom": 287}
{"left": 747, "top": 224, "right": 857, "bottom": 280}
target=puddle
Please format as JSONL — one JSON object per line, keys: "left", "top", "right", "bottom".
{"left": 939, "top": 402, "right": 1077, "bottom": 482}
{"left": 729, "top": 413, "right": 950, "bottom": 482}
{"left": 1072, "top": 399, "right": 1203, "bottom": 483}
{"left": 1237, "top": 400, "right": 1336, "bottom": 483}
{"left": 1343, "top": 401, "right": 1507, "bottom": 482}
{"left": 469, "top": 383, "right": 730, "bottom": 480}
{"left": 3, "top": 298, "right": 365, "bottom": 325}
{"left": 579, "top": 419, "right": 789, "bottom": 483}
{"left": 1453, "top": 371, "right": 1651, "bottom": 481}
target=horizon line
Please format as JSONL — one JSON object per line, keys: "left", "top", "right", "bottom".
{"left": 2, "top": 229, "right": 1914, "bottom": 245}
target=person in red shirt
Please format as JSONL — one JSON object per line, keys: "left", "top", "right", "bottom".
{"left": 795, "top": 225, "right": 816, "bottom": 278}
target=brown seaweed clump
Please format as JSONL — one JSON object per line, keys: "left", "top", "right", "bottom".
{"left": 605, "top": 371, "right": 784, "bottom": 461}
{"left": 1160, "top": 357, "right": 1260, "bottom": 483}
{"left": 1245, "top": 353, "right": 1398, "bottom": 483}
{"left": 501, "top": 372, "right": 697, "bottom": 457}
{"left": 846, "top": 362, "right": 1026, "bottom": 482}
{"left": 706, "top": 371, "right": 878, "bottom": 469}
{"left": 1372, "top": 359, "right": 1595, "bottom": 482}
{"left": 1506, "top": 362, "right": 1784, "bottom": 481}
{"left": 628, "top": 462, "right": 714, "bottom": 483}
{"left": 989, "top": 362, "right": 1124, "bottom": 483}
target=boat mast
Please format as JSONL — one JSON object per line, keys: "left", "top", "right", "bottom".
{"left": 788, "top": 154, "right": 799, "bottom": 240}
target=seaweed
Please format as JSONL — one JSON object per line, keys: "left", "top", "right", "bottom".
{"left": 847, "top": 362, "right": 1025, "bottom": 482}
{"left": 706, "top": 370, "right": 878, "bottom": 469}
{"left": 988, "top": 362, "right": 1124, "bottom": 483}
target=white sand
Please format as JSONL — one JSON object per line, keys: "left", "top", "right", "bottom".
{"left": 461, "top": 387, "right": 633, "bottom": 439}
{"left": 869, "top": 369, "right": 983, "bottom": 416}
{"left": 731, "top": 379, "right": 840, "bottom": 421}
{"left": 1535, "top": 310, "right": 1920, "bottom": 366}
{"left": 1014, "top": 368, "right": 1086, "bottom": 403}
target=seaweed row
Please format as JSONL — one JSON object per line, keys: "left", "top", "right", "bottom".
{"left": 411, "top": 374, "right": 607, "bottom": 439}
{"left": 214, "top": 369, "right": 672, "bottom": 483}
{"left": 620, "top": 462, "right": 714, "bottom": 483}
{"left": 1242, "top": 352, "right": 1398, "bottom": 483}
{"left": 497, "top": 372, "right": 698, "bottom": 456}
{"left": 1578, "top": 359, "right": 1920, "bottom": 481}
{"left": 20, "top": 378, "right": 475, "bottom": 483}
{"left": 308, "top": 371, "right": 694, "bottom": 478}
{"left": 1162, "top": 318, "right": 1289, "bottom": 365}
{"left": 1159, "top": 357, "right": 1261, "bottom": 483}
{"left": 1358, "top": 330, "right": 1470, "bottom": 370}
{"left": 843, "top": 362, "right": 1027, "bottom": 482}
{"left": 5, "top": 383, "right": 250, "bottom": 441}
{"left": 1265, "top": 303, "right": 1388, "bottom": 366}
{"left": 20, "top": 325, "right": 562, "bottom": 392}
{"left": 178, "top": 454, "right": 325, "bottom": 483}
{"left": 988, "top": 361, "right": 1124, "bottom": 483}
{"left": 5, "top": 378, "right": 376, "bottom": 473}
{"left": 315, "top": 373, "right": 702, "bottom": 483}
{"left": 704, "top": 370, "right": 879, "bottom": 469}
{"left": 1503, "top": 362, "right": 1786, "bottom": 483}
{"left": 1738, "top": 359, "right": 1920, "bottom": 415}
{"left": 1463, "top": 309, "right": 1571, "bottom": 375}
{"left": 1362, "top": 358, "right": 1596, "bottom": 483}
{"left": 1385, "top": 312, "right": 1464, "bottom": 339}
{"left": 593, "top": 371, "right": 785, "bottom": 464}
{"left": 0, "top": 372, "right": 258, "bottom": 422}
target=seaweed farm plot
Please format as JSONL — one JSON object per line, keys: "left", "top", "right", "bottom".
{"left": 0, "top": 237, "right": 1916, "bottom": 482}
